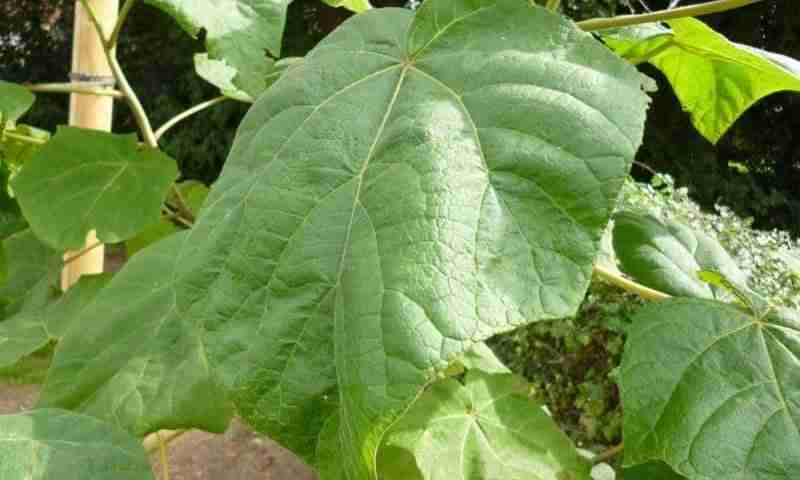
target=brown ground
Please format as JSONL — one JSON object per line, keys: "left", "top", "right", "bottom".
{"left": 0, "top": 384, "right": 318, "bottom": 480}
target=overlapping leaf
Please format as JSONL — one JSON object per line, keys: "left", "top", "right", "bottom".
{"left": 0, "top": 229, "right": 61, "bottom": 318}
{"left": 621, "top": 298, "right": 800, "bottom": 479}
{"left": 194, "top": 54, "right": 303, "bottom": 102}
{"left": 0, "top": 408, "right": 154, "bottom": 479}
{"left": 11, "top": 126, "right": 178, "bottom": 250}
{"left": 604, "top": 18, "right": 800, "bottom": 143}
{"left": 623, "top": 462, "right": 686, "bottom": 480}
{"left": 612, "top": 211, "right": 747, "bottom": 299}
{"left": 321, "top": 0, "right": 371, "bottom": 13}
{"left": 146, "top": 0, "right": 293, "bottom": 99}
{"left": 0, "top": 80, "right": 34, "bottom": 126}
{"left": 378, "top": 371, "right": 591, "bottom": 480}
{"left": 39, "top": 1, "right": 648, "bottom": 477}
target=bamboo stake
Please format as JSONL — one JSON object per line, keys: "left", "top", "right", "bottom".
{"left": 61, "top": 0, "right": 119, "bottom": 290}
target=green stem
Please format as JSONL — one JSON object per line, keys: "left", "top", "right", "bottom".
{"left": 593, "top": 265, "right": 670, "bottom": 301}
{"left": 167, "top": 186, "right": 196, "bottom": 225}
{"left": 592, "top": 443, "right": 624, "bottom": 465}
{"left": 154, "top": 96, "right": 229, "bottom": 141}
{"left": 108, "top": 0, "right": 137, "bottom": 48}
{"left": 144, "top": 429, "right": 186, "bottom": 454}
{"left": 626, "top": 39, "right": 676, "bottom": 65}
{"left": 25, "top": 82, "right": 124, "bottom": 98}
{"left": 577, "top": 0, "right": 764, "bottom": 32}
{"left": 158, "top": 432, "right": 171, "bottom": 480}
{"left": 107, "top": 54, "right": 157, "bottom": 147}
{"left": 3, "top": 131, "right": 47, "bottom": 145}
{"left": 545, "top": 0, "right": 561, "bottom": 11}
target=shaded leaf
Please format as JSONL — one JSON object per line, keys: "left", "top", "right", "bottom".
{"left": 623, "top": 461, "right": 685, "bottom": 480}
{"left": 604, "top": 18, "right": 800, "bottom": 143}
{"left": 621, "top": 298, "right": 800, "bottom": 479}
{"left": 0, "top": 229, "right": 61, "bottom": 318}
{"left": 12, "top": 126, "right": 178, "bottom": 250}
{"left": 39, "top": 1, "right": 648, "bottom": 476}
{"left": 0, "top": 408, "right": 154, "bottom": 479}
{"left": 146, "top": 0, "right": 293, "bottom": 98}
{"left": 0, "top": 274, "right": 110, "bottom": 368}
{"left": 379, "top": 371, "right": 590, "bottom": 480}
{"left": 613, "top": 211, "right": 747, "bottom": 299}
{"left": 1, "top": 124, "right": 50, "bottom": 175}
{"left": 0, "top": 80, "right": 35, "bottom": 125}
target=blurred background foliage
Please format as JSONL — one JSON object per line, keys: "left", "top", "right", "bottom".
{"left": 3, "top": 0, "right": 799, "bottom": 453}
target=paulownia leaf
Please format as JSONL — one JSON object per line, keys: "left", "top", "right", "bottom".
{"left": 39, "top": 1, "right": 648, "bottom": 477}
{"left": 194, "top": 54, "right": 303, "bottom": 102}
{"left": 621, "top": 298, "right": 800, "bottom": 479}
{"left": 0, "top": 274, "right": 110, "bottom": 368}
{"left": 0, "top": 408, "right": 154, "bottom": 479}
{"left": 378, "top": 371, "right": 591, "bottom": 480}
{"left": 613, "top": 211, "right": 747, "bottom": 299}
{"left": 604, "top": 18, "right": 800, "bottom": 143}
{"left": 146, "top": 0, "right": 293, "bottom": 99}
{"left": 0, "top": 80, "right": 34, "bottom": 125}
{"left": 321, "top": 0, "right": 372, "bottom": 13}
{"left": 126, "top": 180, "right": 209, "bottom": 256}
{"left": 11, "top": 126, "right": 178, "bottom": 251}
{"left": 0, "top": 229, "right": 61, "bottom": 318}
{"left": 623, "top": 462, "right": 686, "bottom": 480}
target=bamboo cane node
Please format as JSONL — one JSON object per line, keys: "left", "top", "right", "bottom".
{"left": 69, "top": 72, "right": 117, "bottom": 87}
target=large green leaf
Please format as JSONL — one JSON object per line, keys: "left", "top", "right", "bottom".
{"left": 378, "top": 371, "right": 590, "bottom": 480}
{"left": 0, "top": 229, "right": 61, "bottom": 318}
{"left": 0, "top": 274, "right": 110, "bottom": 367}
{"left": 0, "top": 80, "right": 35, "bottom": 125}
{"left": 0, "top": 408, "right": 154, "bottom": 479}
{"left": 39, "top": 1, "right": 648, "bottom": 477}
{"left": 612, "top": 211, "right": 747, "bottom": 299}
{"left": 146, "top": 0, "right": 293, "bottom": 99}
{"left": 11, "top": 126, "right": 178, "bottom": 251}
{"left": 604, "top": 18, "right": 800, "bottom": 143}
{"left": 623, "top": 462, "right": 685, "bottom": 480}
{"left": 621, "top": 298, "right": 800, "bottom": 479}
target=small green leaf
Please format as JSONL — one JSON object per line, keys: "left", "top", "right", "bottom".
{"left": 604, "top": 18, "right": 800, "bottom": 143}
{"left": 455, "top": 342, "right": 509, "bottom": 375}
{"left": 613, "top": 211, "right": 747, "bottom": 299}
{"left": 0, "top": 81, "right": 35, "bottom": 125}
{"left": 621, "top": 298, "right": 800, "bottom": 479}
{"left": 321, "top": 0, "right": 371, "bottom": 13}
{"left": 379, "top": 371, "right": 591, "bottom": 480}
{"left": 146, "top": 0, "right": 293, "bottom": 99}
{"left": 0, "top": 274, "right": 110, "bottom": 368}
{"left": 1, "top": 124, "right": 51, "bottom": 174}
{"left": 12, "top": 126, "right": 178, "bottom": 250}
{"left": 195, "top": 54, "right": 304, "bottom": 102}
{"left": 0, "top": 408, "right": 155, "bottom": 479}
{"left": 0, "top": 229, "right": 61, "bottom": 318}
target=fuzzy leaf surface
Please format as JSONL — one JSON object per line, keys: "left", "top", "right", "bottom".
{"left": 613, "top": 211, "right": 747, "bottom": 299}
{"left": 39, "top": 1, "right": 648, "bottom": 476}
{"left": 604, "top": 18, "right": 800, "bottom": 143}
{"left": 621, "top": 298, "right": 800, "bottom": 479}
{"left": 379, "top": 371, "right": 590, "bottom": 480}
{"left": 11, "top": 127, "right": 178, "bottom": 250}
{"left": 0, "top": 408, "right": 154, "bottom": 479}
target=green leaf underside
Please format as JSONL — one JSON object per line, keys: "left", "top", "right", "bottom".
{"left": 621, "top": 298, "right": 800, "bottom": 479}
{"left": 0, "top": 81, "right": 35, "bottom": 125}
{"left": 126, "top": 180, "right": 209, "bottom": 256}
{"left": 0, "top": 274, "right": 110, "bottom": 368}
{"left": 39, "top": 1, "right": 647, "bottom": 477}
{"left": 0, "top": 229, "right": 61, "bottom": 318}
{"left": 11, "top": 127, "right": 178, "bottom": 251}
{"left": 613, "top": 211, "right": 747, "bottom": 299}
{"left": 379, "top": 371, "right": 590, "bottom": 480}
{"left": 0, "top": 408, "right": 154, "bottom": 480}
{"left": 623, "top": 461, "right": 686, "bottom": 480}
{"left": 146, "top": 0, "right": 293, "bottom": 99}
{"left": 604, "top": 18, "right": 800, "bottom": 143}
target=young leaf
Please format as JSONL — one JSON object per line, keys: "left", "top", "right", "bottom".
{"left": 145, "top": 0, "right": 293, "bottom": 99}
{"left": 11, "top": 126, "right": 178, "bottom": 251}
{"left": 39, "top": 0, "right": 648, "bottom": 475}
{"left": 621, "top": 298, "right": 800, "bottom": 479}
{"left": 321, "top": 0, "right": 372, "bottom": 13}
{"left": 194, "top": 54, "right": 303, "bottom": 103}
{"left": 378, "top": 371, "right": 591, "bottom": 480}
{"left": 0, "top": 273, "right": 110, "bottom": 368}
{"left": 0, "top": 408, "right": 155, "bottom": 479}
{"left": 0, "top": 80, "right": 35, "bottom": 126}
{"left": 604, "top": 18, "right": 800, "bottom": 143}
{"left": 613, "top": 211, "right": 747, "bottom": 299}
{"left": 1, "top": 124, "right": 51, "bottom": 174}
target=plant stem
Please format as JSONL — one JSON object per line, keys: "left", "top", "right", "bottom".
{"left": 165, "top": 187, "right": 196, "bottom": 225}
{"left": 593, "top": 265, "right": 671, "bottom": 301}
{"left": 64, "top": 241, "right": 104, "bottom": 265}
{"left": 158, "top": 432, "right": 171, "bottom": 480}
{"left": 627, "top": 39, "right": 676, "bottom": 65}
{"left": 26, "top": 83, "right": 124, "bottom": 98}
{"left": 3, "top": 131, "right": 48, "bottom": 145}
{"left": 108, "top": 0, "right": 136, "bottom": 48}
{"left": 592, "top": 443, "right": 624, "bottom": 465}
{"left": 107, "top": 54, "right": 158, "bottom": 147}
{"left": 577, "top": 0, "right": 764, "bottom": 32}
{"left": 154, "top": 96, "right": 229, "bottom": 142}
{"left": 144, "top": 429, "right": 187, "bottom": 454}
